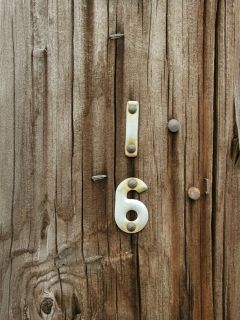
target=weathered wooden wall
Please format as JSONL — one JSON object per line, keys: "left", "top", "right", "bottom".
{"left": 1, "top": 0, "right": 240, "bottom": 319}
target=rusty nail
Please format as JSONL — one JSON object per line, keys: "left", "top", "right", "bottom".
{"left": 40, "top": 298, "right": 53, "bottom": 315}
{"left": 168, "top": 119, "right": 180, "bottom": 133}
{"left": 188, "top": 187, "right": 201, "bottom": 200}
{"left": 128, "top": 179, "right": 137, "bottom": 188}
{"left": 127, "top": 144, "right": 136, "bottom": 153}
{"left": 109, "top": 33, "right": 124, "bottom": 40}
{"left": 127, "top": 222, "right": 136, "bottom": 232}
{"left": 203, "top": 178, "right": 209, "bottom": 195}
{"left": 128, "top": 104, "right": 137, "bottom": 114}
{"left": 91, "top": 175, "right": 107, "bottom": 182}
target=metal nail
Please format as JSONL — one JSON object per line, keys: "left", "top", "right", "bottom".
{"left": 128, "top": 179, "right": 137, "bottom": 189}
{"left": 127, "top": 222, "right": 136, "bottom": 232}
{"left": 203, "top": 178, "right": 209, "bottom": 195}
{"left": 127, "top": 144, "right": 136, "bottom": 153}
{"left": 109, "top": 33, "right": 124, "bottom": 40}
{"left": 128, "top": 104, "right": 137, "bottom": 114}
{"left": 168, "top": 119, "right": 180, "bottom": 133}
{"left": 91, "top": 175, "right": 108, "bottom": 182}
{"left": 188, "top": 187, "right": 201, "bottom": 200}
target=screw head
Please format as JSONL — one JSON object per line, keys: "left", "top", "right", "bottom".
{"left": 128, "top": 179, "right": 137, "bottom": 188}
{"left": 127, "top": 144, "right": 136, "bottom": 153}
{"left": 40, "top": 298, "right": 53, "bottom": 315}
{"left": 168, "top": 119, "right": 180, "bottom": 133}
{"left": 127, "top": 222, "right": 136, "bottom": 232}
{"left": 188, "top": 187, "right": 201, "bottom": 200}
{"left": 128, "top": 104, "right": 137, "bottom": 114}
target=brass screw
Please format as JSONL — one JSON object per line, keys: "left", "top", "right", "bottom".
{"left": 127, "top": 144, "right": 136, "bottom": 153}
{"left": 128, "top": 104, "right": 137, "bottom": 114}
{"left": 128, "top": 179, "right": 137, "bottom": 188}
{"left": 127, "top": 222, "right": 136, "bottom": 232}
{"left": 188, "top": 187, "right": 201, "bottom": 200}
{"left": 168, "top": 119, "right": 180, "bottom": 133}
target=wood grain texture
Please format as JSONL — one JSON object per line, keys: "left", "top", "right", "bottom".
{"left": 0, "top": 0, "right": 240, "bottom": 319}
{"left": 213, "top": 1, "right": 240, "bottom": 319}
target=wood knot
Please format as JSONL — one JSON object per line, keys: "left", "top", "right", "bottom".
{"left": 40, "top": 297, "right": 53, "bottom": 315}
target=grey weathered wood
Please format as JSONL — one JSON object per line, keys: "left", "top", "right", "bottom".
{"left": 213, "top": 1, "right": 240, "bottom": 319}
{"left": 1, "top": 0, "right": 240, "bottom": 319}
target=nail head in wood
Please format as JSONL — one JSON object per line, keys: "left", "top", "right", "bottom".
{"left": 168, "top": 119, "right": 180, "bottom": 133}
{"left": 128, "top": 179, "right": 137, "bottom": 189}
{"left": 188, "top": 187, "right": 201, "bottom": 200}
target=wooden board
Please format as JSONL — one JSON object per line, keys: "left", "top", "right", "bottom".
{"left": 0, "top": 0, "right": 240, "bottom": 319}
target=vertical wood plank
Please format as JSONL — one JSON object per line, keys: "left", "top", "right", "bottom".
{"left": 0, "top": 1, "right": 15, "bottom": 317}
{"left": 74, "top": 1, "right": 116, "bottom": 318}
{"left": 213, "top": 1, "right": 240, "bottom": 319}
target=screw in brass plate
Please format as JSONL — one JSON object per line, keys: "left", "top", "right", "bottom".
{"left": 128, "top": 179, "right": 137, "bottom": 189}
{"left": 188, "top": 187, "right": 201, "bottom": 200}
{"left": 127, "top": 144, "right": 136, "bottom": 153}
{"left": 127, "top": 222, "right": 136, "bottom": 232}
{"left": 128, "top": 104, "right": 137, "bottom": 114}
